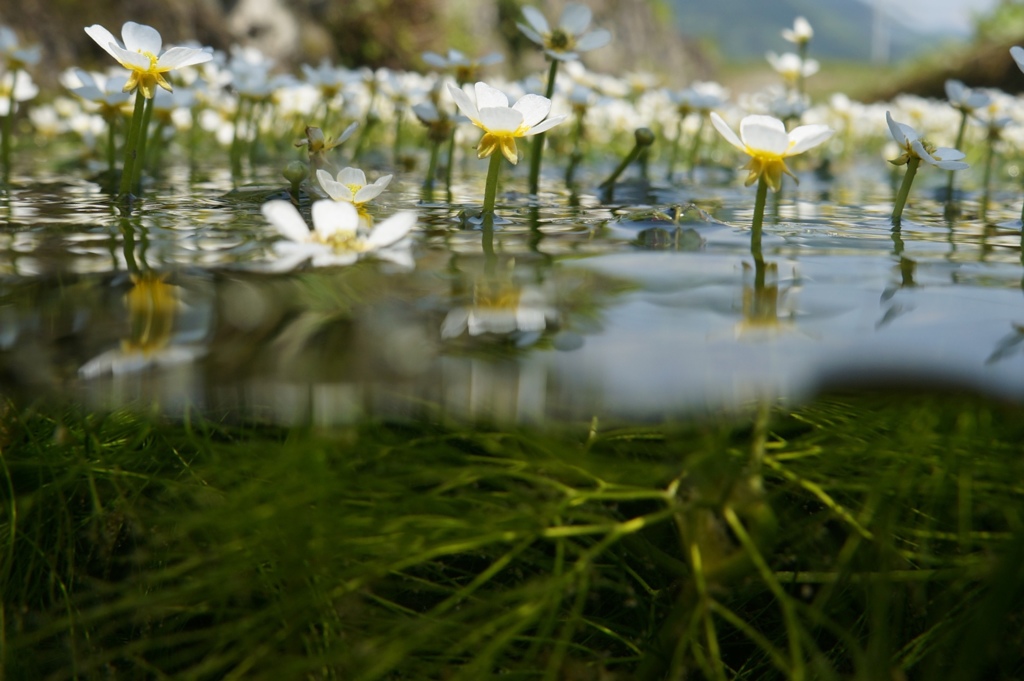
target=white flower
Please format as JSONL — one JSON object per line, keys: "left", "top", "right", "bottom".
{"left": 0, "top": 26, "right": 41, "bottom": 69}
{"left": 766, "top": 51, "right": 819, "bottom": 85}
{"left": 781, "top": 17, "right": 813, "bottom": 45}
{"left": 316, "top": 167, "right": 393, "bottom": 205}
{"left": 260, "top": 200, "right": 417, "bottom": 271}
{"left": 421, "top": 49, "right": 503, "bottom": 85}
{"left": 447, "top": 81, "right": 567, "bottom": 164}
{"left": 711, "top": 112, "right": 833, "bottom": 191}
{"left": 886, "top": 111, "right": 969, "bottom": 170}
{"left": 84, "top": 21, "right": 213, "bottom": 99}
{"left": 517, "top": 3, "right": 611, "bottom": 62}
{"left": 945, "top": 79, "right": 990, "bottom": 114}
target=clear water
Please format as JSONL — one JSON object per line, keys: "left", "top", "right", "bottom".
{"left": 3, "top": 158, "right": 1023, "bottom": 423}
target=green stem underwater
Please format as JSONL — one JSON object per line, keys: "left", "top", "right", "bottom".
{"left": 527, "top": 59, "right": 560, "bottom": 196}
{"left": 891, "top": 156, "right": 921, "bottom": 226}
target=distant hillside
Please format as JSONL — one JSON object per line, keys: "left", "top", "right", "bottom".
{"left": 670, "top": 0, "right": 938, "bottom": 62}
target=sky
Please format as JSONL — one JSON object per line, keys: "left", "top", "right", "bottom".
{"left": 882, "top": 0, "right": 1000, "bottom": 34}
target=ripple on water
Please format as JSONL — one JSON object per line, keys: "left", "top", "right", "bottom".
{"left": 2, "top": 169, "right": 1024, "bottom": 422}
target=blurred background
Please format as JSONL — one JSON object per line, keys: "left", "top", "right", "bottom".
{"left": 1, "top": 0, "right": 1024, "bottom": 98}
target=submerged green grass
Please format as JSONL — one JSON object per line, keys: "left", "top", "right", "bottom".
{"left": 2, "top": 392, "right": 1023, "bottom": 680}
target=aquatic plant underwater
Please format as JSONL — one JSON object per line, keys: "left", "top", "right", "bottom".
{"left": 3, "top": 7, "right": 1024, "bottom": 680}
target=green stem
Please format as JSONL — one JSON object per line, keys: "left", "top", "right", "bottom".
{"left": 527, "top": 59, "right": 560, "bottom": 195}
{"left": 445, "top": 127, "right": 457, "bottom": 194}
{"left": 393, "top": 107, "right": 403, "bottom": 167}
{"left": 688, "top": 115, "right": 706, "bottom": 178}
{"left": 131, "top": 94, "right": 155, "bottom": 196}
{"left": 118, "top": 90, "right": 147, "bottom": 199}
{"left": 666, "top": 117, "right": 683, "bottom": 181}
{"left": 752, "top": 174, "right": 768, "bottom": 258}
{"left": 599, "top": 128, "right": 655, "bottom": 192}
{"left": 424, "top": 138, "right": 441, "bottom": 194}
{"left": 481, "top": 150, "right": 503, "bottom": 218}
{"left": 980, "top": 132, "right": 995, "bottom": 222}
{"left": 230, "top": 96, "right": 248, "bottom": 176}
{"left": 891, "top": 156, "right": 921, "bottom": 226}
{"left": 944, "top": 111, "right": 969, "bottom": 203}
{"left": 106, "top": 113, "right": 117, "bottom": 178}
{"left": 1, "top": 68, "right": 17, "bottom": 181}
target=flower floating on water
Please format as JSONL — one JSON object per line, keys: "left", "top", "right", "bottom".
{"left": 316, "top": 167, "right": 392, "bottom": 206}
{"left": 517, "top": 3, "right": 611, "bottom": 62}
{"left": 260, "top": 199, "right": 417, "bottom": 271}
{"left": 710, "top": 112, "right": 833, "bottom": 193}
{"left": 84, "top": 22, "right": 212, "bottom": 99}
{"left": 448, "top": 82, "right": 566, "bottom": 165}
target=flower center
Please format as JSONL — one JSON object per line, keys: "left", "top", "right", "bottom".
{"left": 547, "top": 29, "right": 572, "bottom": 51}
{"left": 137, "top": 50, "right": 160, "bottom": 73}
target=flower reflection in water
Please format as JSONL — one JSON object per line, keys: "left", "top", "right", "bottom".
{"left": 736, "top": 257, "right": 798, "bottom": 339}
{"left": 79, "top": 273, "right": 206, "bottom": 378}
{"left": 441, "top": 261, "right": 557, "bottom": 344}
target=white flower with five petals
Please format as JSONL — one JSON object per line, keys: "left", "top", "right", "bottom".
{"left": 517, "top": 3, "right": 611, "bottom": 62}
{"left": 84, "top": 21, "right": 212, "bottom": 99}
{"left": 886, "top": 111, "right": 969, "bottom": 171}
{"left": 260, "top": 200, "right": 417, "bottom": 271}
{"left": 316, "top": 167, "right": 392, "bottom": 206}
{"left": 447, "top": 82, "right": 567, "bottom": 164}
{"left": 711, "top": 112, "right": 833, "bottom": 192}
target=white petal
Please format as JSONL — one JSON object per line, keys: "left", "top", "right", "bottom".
{"left": 336, "top": 121, "right": 359, "bottom": 143}
{"left": 84, "top": 25, "right": 123, "bottom": 61}
{"left": 109, "top": 44, "right": 151, "bottom": 71}
{"left": 1012, "top": 46, "right": 1024, "bottom": 73}
{"left": 312, "top": 200, "right": 359, "bottom": 240}
{"left": 268, "top": 242, "right": 324, "bottom": 272}
{"left": 575, "top": 29, "right": 611, "bottom": 52}
{"left": 447, "top": 83, "right": 480, "bottom": 123}
{"left": 316, "top": 168, "right": 352, "bottom": 201}
{"left": 354, "top": 183, "right": 386, "bottom": 203}
{"left": 521, "top": 6, "right": 551, "bottom": 36}
{"left": 422, "top": 51, "right": 447, "bottom": 68}
{"left": 478, "top": 106, "right": 524, "bottom": 134}
{"left": 336, "top": 167, "right": 365, "bottom": 187}
{"left": 710, "top": 112, "right": 745, "bottom": 153}
{"left": 525, "top": 114, "right": 567, "bottom": 135}
{"left": 474, "top": 82, "right": 509, "bottom": 110}
{"left": 121, "top": 21, "right": 162, "bottom": 55}
{"left": 311, "top": 252, "right": 359, "bottom": 268}
{"left": 365, "top": 211, "right": 417, "bottom": 249}
{"left": 559, "top": 3, "right": 592, "bottom": 35}
{"left": 787, "top": 124, "right": 833, "bottom": 155}
{"left": 157, "top": 46, "right": 212, "bottom": 70}
{"left": 933, "top": 147, "right": 966, "bottom": 161}
{"left": 885, "top": 110, "right": 916, "bottom": 144}
{"left": 512, "top": 94, "right": 551, "bottom": 128}
{"left": 740, "top": 115, "right": 789, "bottom": 154}
{"left": 441, "top": 307, "right": 470, "bottom": 338}
{"left": 261, "top": 200, "right": 311, "bottom": 243}
{"left": 516, "top": 23, "right": 545, "bottom": 46}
